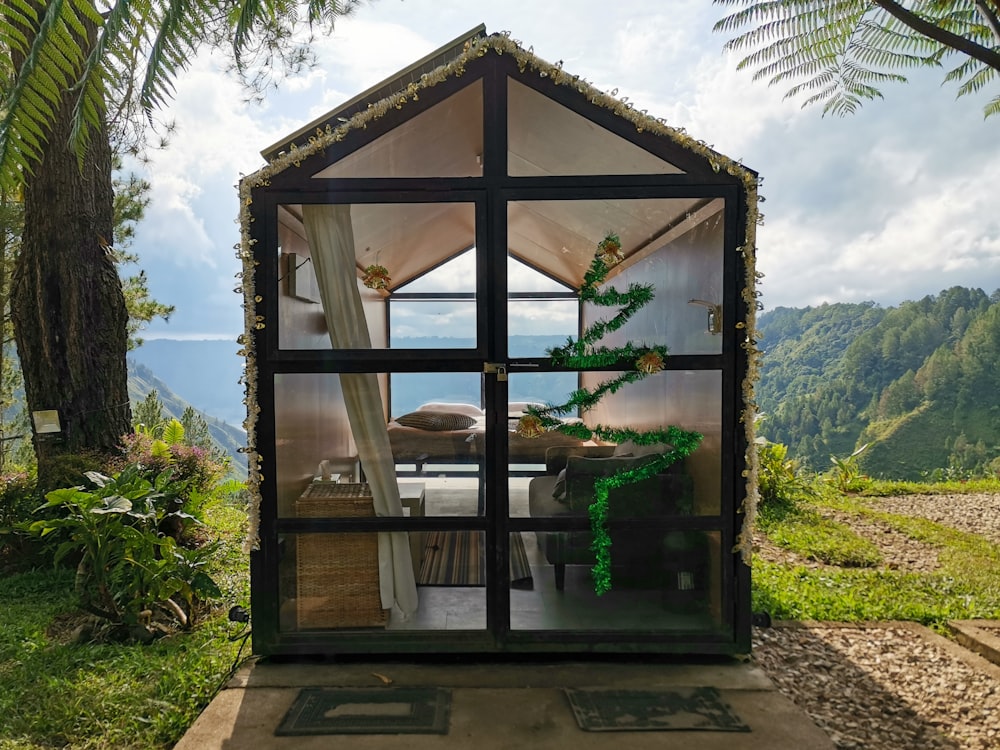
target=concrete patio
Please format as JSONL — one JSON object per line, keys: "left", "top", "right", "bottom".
{"left": 174, "top": 655, "right": 836, "bottom": 749}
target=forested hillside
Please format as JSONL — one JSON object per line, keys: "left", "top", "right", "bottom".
{"left": 756, "top": 287, "right": 1000, "bottom": 479}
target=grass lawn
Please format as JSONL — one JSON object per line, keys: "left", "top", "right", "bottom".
{"left": 752, "top": 479, "right": 1000, "bottom": 629}
{"left": 3, "top": 479, "right": 1000, "bottom": 747}
{"left": 0, "top": 504, "right": 250, "bottom": 750}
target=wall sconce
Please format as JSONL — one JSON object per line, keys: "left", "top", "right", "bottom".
{"left": 31, "top": 410, "right": 62, "bottom": 434}
{"left": 688, "top": 299, "right": 722, "bottom": 335}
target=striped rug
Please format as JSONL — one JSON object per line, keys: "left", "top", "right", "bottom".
{"left": 417, "top": 531, "right": 533, "bottom": 588}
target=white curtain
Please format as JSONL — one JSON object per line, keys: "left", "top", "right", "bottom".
{"left": 302, "top": 203, "right": 418, "bottom": 620}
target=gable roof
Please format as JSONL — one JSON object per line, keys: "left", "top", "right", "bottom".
{"left": 245, "top": 29, "right": 757, "bottom": 187}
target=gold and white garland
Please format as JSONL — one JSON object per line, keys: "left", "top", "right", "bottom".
{"left": 237, "top": 32, "right": 763, "bottom": 561}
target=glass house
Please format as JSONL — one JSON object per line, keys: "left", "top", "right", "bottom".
{"left": 239, "top": 27, "right": 760, "bottom": 656}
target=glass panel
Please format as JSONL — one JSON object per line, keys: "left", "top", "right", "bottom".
{"left": 507, "top": 251, "right": 576, "bottom": 357}
{"left": 313, "top": 80, "right": 483, "bottom": 179}
{"left": 583, "top": 369, "right": 723, "bottom": 517}
{"left": 274, "top": 372, "right": 485, "bottom": 519}
{"left": 390, "top": 248, "right": 477, "bottom": 346}
{"left": 511, "top": 530, "right": 724, "bottom": 633}
{"left": 515, "top": 364, "right": 722, "bottom": 633}
{"left": 407, "top": 527, "right": 487, "bottom": 630}
{"left": 508, "top": 300, "right": 577, "bottom": 357}
{"left": 277, "top": 202, "right": 477, "bottom": 350}
{"left": 508, "top": 198, "right": 723, "bottom": 356}
{"left": 518, "top": 365, "right": 722, "bottom": 631}
{"left": 278, "top": 528, "right": 487, "bottom": 632}
{"left": 508, "top": 254, "right": 567, "bottom": 293}
{"left": 506, "top": 371, "right": 582, "bottom": 513}
{"left": 507, "top": 79, "right": 684, "bottom": 176}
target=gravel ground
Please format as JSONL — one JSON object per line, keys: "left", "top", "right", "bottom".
{"left": 752, "top": 493, "right": 1000, "bottom": 750}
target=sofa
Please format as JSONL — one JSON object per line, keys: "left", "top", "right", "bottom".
{"left": 527, "top": 443, "right": 695, "bottom": 591}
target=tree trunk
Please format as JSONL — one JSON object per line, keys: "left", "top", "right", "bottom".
{"left": 10, "top": 14, "right": 131, "bottom": 483}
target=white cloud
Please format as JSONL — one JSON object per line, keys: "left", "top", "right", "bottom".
{"left": 130, "top": 0, "right": 1000, "bottom": 339}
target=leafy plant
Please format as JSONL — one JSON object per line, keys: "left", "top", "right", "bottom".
{"left": 715, "top": 1, "right": 1000, "bottom": 119}
{"left": 0, "top": 470, "right": 40, "bottom": 564}
{"left": 0, "top": 501, "right": 250, "bottom": 749}
{"left": 29, "top": 465, "right": 221, "bottom": 632}
{"left": 114, "top": 420, "right": 229, "bottom": 529}
{"left": 827, "top": 443, "right": 870, "bottom": 493}
{"left": 756, "top": 439, "right": 815, "bottom": 514}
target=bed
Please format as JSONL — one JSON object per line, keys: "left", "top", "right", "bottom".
{"left": 386, "top": 402, "right": 592, "bottom": 471}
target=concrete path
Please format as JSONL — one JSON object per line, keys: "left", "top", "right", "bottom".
{"left": 174, "top": 657, "right": 835, "bottom": 749}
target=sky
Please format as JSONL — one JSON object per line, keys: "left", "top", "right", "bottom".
{"left": 128, "top": 0, "right": 1000, "bottom": 342}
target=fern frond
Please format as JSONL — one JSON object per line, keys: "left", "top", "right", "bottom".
{"left": 163, "top": 418, "right": 186, "bottom": 446}
{"left": 713, "top": 0, "right": 1000, "bottom": 117}
{"left": 951, "top": 61, "right": 996, "bottom": 95}
{"left": 68, "top": 0, "right": 152, "bottom": 169}
{"left": 0, "top": 0, "right": 91, "bottom": 188}
{"left": 141, "top": 0, "right": 206, "bottom": 115}
{"left": 232, "top": 0, "right": 266, "bottom": 65}
{"left": 306, "top": 0, "right": 361, "bottom": 29}
{"left": 983, "top": 92, "right": 1000, "bottom": 117}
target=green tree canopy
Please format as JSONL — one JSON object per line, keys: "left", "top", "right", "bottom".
{"left": 714, "top": 1, "right": 1000, "bottom": 117}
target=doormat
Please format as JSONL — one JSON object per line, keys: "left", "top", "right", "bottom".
{"left": 417, "top": 531, "right": 533, "bottom": 588}
{"left": 563, "top": 687, "right": 750, "bottom": 732}
{"left": 275, "top": 687, "right": 451, "bottom": 735}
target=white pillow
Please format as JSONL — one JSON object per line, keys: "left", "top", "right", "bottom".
{"left": 507, "top": 401, "right": 544, "bottom": 417}
{"left": 416, "top": 402, "right": 484, "bottom": 417}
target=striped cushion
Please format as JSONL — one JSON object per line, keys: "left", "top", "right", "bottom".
{"left": 396, "top": 411, "right": 477, "bottom": 431}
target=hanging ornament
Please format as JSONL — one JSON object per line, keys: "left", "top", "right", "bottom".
{"left": 595, "top": 232, "right": 624, "bottom": 267}
{"left": 516, "top": 413, "right": 545, "bottom": 439}
{"left": 636, "top": 351, "right": 665, "bottom": 374}
{"left": 362, "top": 264, "right": 391, "bottom": 290}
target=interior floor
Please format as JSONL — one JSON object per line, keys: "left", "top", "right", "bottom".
{"left": 279, "top": 473, "right": 722, "bottom": 635}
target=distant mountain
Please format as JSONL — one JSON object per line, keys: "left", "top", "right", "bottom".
{"left": 127, "top": 361, "right": 247, "bottom": 479}
{"left": 131, "top": 335, "right": 575, "bottom": 426}
{"left": 756, "top": 286, "right": 1000, "bottom": 479}
{"left": 128, "top": 339, "right": 245, "bottom": 427}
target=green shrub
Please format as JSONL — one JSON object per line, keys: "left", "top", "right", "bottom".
{"left": 28, "top": 465, "right": 221, "bottom": 633}
{"left": 756, "top": 440, "right": 814, "bottom": 514}
{"left": 35, "top": 450, "right": 107, "bottom": 495}
{"left": 826, "top": 443, "right": 871, "bottom": 493}
{"left": 113, "top": 422, "right": 228, "bottom": 526}
{"left": 0, "top": 470, "right": 42, "bottom": 566}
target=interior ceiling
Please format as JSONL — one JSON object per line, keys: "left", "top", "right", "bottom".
{"left": 508, "top": 198, "right": 707, "bottom": 288}
{"left": 289, "top": 75, "right": 700, "bottom": 290}
{"left": 283, "top": 197, "right": 706, "bottom": 292}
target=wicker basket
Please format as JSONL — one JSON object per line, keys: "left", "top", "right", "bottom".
{"left": 295, "top": 482, "right": 389, "bottom": 628}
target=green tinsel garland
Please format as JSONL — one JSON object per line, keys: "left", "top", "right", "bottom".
{"left": 524, "top": 234, "right": 703, "bottom": 595}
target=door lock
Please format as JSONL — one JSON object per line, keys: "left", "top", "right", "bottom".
{"left": 484, "top": 362, "right": 508, "bottom": 381}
